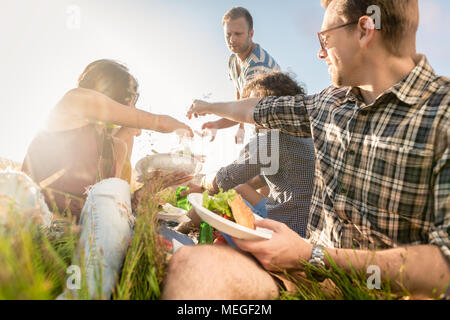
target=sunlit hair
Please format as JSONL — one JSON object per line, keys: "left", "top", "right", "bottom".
{"left": 242, "top": 72, "right": 305, "bottom": 99}
{"left": 222, "top": 7, "right": 254, "bottom": 31}
{"left": 77, "top": 59, "right": 139, "bottom": 106}
{"left": 320, "top": 0, "right": 419, "bottom": 57}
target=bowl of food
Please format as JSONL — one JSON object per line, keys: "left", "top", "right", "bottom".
{"left": 135, "top": 153, "right": 202, "bottom": 183}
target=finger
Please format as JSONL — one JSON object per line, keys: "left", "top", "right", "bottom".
{"left": 232, "top": 237, "right": 266, "bottom": 253}
{"left": 210, "top": 135, "right": 216, "bottom": 142}
{"left": 187, "top": 129, "right": 194, "bottom": 138}
{"left": 194, "top": 130, "right": 203, "bottom": 137}
{"left": 187, "top": 107, "right": 196, "bottom": 120}
{"left": 254, "top": 219, "right": 284, "bottom": 232}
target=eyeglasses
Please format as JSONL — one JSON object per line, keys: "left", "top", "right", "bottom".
{"left": 318, "top": 21, "right": 359, "bottom": 51}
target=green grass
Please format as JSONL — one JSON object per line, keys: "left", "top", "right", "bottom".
{"left": 0, "top": 175, "right": 444, "bottom": 300}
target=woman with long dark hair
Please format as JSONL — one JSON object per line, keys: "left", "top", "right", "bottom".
{"left": 21, "top": 59, "right": 194, "bottom": 299}
{"left": 22, "top": 59, "right": 193, "bottom": 219}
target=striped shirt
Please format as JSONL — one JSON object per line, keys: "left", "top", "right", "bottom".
{"left": 216, "top": 131, "right": 315, "bottom": 237}
{"left": 253, "top": 55, "right": 450, "bottom": 261}
{"left": 228, "top": 43, "right": 281, "bottom": 96}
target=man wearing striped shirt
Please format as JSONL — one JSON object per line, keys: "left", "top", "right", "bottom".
{"left": 166, "top": 0, "right": 449, "bottom": 300}
{"left": 202, "top": 7, "right": 280, "bottom": 144}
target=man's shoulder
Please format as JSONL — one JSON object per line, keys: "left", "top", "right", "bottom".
{"left": 316, "top": 86, "right": 349, "bottom": 102}
{"left": 434, "top": 75, "right": 450, "bottom": 98}
{"left": 422, "top": 75, "right": 450, "bottom": 118}
{"left": 248, "top": 44, "right": 279, "bottom": 67}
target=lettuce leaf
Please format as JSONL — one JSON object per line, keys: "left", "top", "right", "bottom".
{"left": 202, "top": 189, "right": 236, "bottom": 218}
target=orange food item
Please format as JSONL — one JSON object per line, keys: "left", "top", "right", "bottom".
{"left": 227, "top": 194, "right": 255, "bottom": 230}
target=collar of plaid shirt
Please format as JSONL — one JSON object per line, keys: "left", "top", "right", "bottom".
{"left": 254, "top": 55, "right": 450, "bottom": 260}
{"left": 344, "top": 55, "right": 438, "bottom": 106}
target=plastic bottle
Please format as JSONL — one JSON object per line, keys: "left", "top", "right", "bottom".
{"left": 198, "top": 221, "right": 214, "bottom": 244}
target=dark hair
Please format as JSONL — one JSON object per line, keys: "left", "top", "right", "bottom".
{"left": 242, "top": 72, "right": 305, "bottom": 98}
{"left": 320, "top": 0, "right": 419, "bottom": 56}
{"left": 222, "top": 7, "right": 254, "bottom": 31}
{"left": 77, "top": 59, "right": 139, "bottom": 106}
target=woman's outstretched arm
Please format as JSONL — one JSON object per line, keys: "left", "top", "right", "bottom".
{"left": 49, "top": 87, "right": 193, "bottom": 136}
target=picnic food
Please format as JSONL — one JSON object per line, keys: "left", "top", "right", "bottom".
{"left": 202, "top": 189, "right": 255, "bottom": 230}
{"left": 227, "top": 194, "right": 255, "bottom": 230}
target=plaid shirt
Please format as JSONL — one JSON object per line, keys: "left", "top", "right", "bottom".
{"left": 254, "top": 55, "right": 450, "bottom": 261}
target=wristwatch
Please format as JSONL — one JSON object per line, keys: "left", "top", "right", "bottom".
{"left": 307, "top": 244, "right": 328, "bottom": 281}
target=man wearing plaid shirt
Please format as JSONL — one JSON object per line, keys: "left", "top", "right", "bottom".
{"left": 165, "top": 0, "right": 449, "bottom": 299}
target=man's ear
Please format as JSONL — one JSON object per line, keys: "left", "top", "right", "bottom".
{"left": 358, "top": 16, "right": 376, "bottom": 50}
{"left": 249, "top": 29, "right": 255, "bottom": 39}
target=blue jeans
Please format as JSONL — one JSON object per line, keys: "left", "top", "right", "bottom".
{"left": 59, "top": 178, "right": 193, "bottom": 300}
{"left": 222, "top": 198, "right": 268, "bottom": 247}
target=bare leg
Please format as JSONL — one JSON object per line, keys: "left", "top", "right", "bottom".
{"left": 234, "top": 183, "right": 265, "bottom": 207}
{"left": 162, "top": 245, "right": 279, "bottom": 300}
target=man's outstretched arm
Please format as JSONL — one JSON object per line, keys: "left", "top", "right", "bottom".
{"left": 187, "top": 98, "right": 261, "bottom": 124}
{"left": 187, "top": 94, "right": 314, "bottom": 138}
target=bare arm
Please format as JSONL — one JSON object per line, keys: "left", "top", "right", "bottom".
{"left": 325, "top": 245, "right": 449, "bottom": 298}
{"left": 204, "top": 118, "right": 239, "bottom": 130}
{"left": 234, "top": 219, "right": 450, "bottom": 298}
{"left": 246, "top": 176, "right": 267, "bottom": 190}
{"left": 187, "top": 98, "right": 261, "bottom": 125}
{"left": 52, "top": 88, "right": 193, "bottom": 135}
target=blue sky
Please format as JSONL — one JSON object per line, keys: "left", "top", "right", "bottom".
{"left": 1, "top": 0, "right": 449, "bottom": 173}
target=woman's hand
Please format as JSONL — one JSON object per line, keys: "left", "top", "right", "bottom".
{"left": 160, "top": 116, "right": 194, "bottom": 137}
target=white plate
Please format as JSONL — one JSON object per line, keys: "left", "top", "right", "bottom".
{"left": 188, "top": 193, "right": 273, "bottom": 241}
{"left": 157, "top": 204, "right": 191, "bottom": 224}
